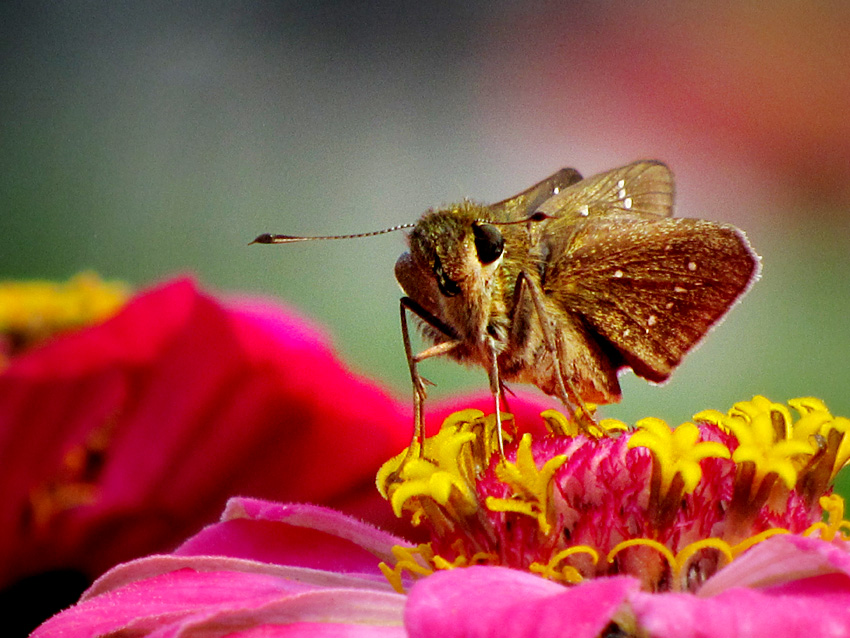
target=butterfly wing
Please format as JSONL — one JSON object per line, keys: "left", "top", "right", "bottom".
{"left": 542, "top": 217, "right": 759, "bottom": 383}
{"left": 488, "top": 168, "right": 583, "bottom": 222}
{"left": 537, "top": 160, "right": 674, "bottom": 222}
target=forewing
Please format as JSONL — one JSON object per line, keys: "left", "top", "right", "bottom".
{"left": 544, "top": 217, "right": 759, "bottom": 382}
{"left": 488, "top": 168, "right": 583, "bottom": 222}
{"left": 536, "top": 161, "right": 674, "bottom": 222}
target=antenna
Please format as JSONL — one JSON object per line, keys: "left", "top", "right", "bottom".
{"left": 250, "top": 223, "right": 417, "bottom": 245}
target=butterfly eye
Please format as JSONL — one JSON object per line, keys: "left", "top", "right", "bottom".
{"left": 433, "top": 253, "right": 461, "bottom": 297}
{"left": 472, "top": 223, "right": 504, "bottom": 265}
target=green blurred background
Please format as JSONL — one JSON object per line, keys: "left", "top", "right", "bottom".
{"left": 2, "top": 2, "right": 848, "bottom": 479}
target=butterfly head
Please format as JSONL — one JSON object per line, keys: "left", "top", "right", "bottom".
{"left": 393, "top": 202, "right": 512, "bottom": 343}
{"left": 404, "top": 203, "right": 506, "bottom": 299}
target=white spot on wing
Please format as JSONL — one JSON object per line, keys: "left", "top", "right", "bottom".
{"left": 623, "top": 197, "right": 632, "bottom": 209}
{"left": 674, "top": 286, "right": 687, "bottom": 293}
{"left": 617, "top": 179, "right": 625, "bottom": 189}
{"left": 613, "top": 270, "right": 624, "bottom": 278}
{"left": 553, "top": 187, "right": 560, "bottom": 195}
{"left": 688, "top": 261, "right": 698, "bottom": 271}
{"left": 647, "top": 315, "right": 657, "bottom": 327}
{"left": 578, "top": 204, "right": 589, "bottom": 217}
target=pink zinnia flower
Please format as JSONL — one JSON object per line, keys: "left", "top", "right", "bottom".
{"left": 33, "top": 395, "right": 850, "bottom": 636}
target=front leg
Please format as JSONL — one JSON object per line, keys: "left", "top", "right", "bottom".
{"left": 399, "top": 297, "right": 462, "bottom": 458}
{"left": 401, "top": 298, "right": 509, "bottom": 459}
{"left": 485, "top": 338, "right": 507, "bottom": 457}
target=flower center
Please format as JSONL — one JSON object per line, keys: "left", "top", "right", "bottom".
{"left": 377, "top": 397, "right": 850, "bottom": 593}
{"left": 0, "top": 272, "right": 128, "bottom": 365}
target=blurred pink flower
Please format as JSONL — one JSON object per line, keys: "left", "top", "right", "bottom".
{"left": 32, "top": 496, "right": 850, "bottom": 638}
{"left": 0, "top": 278, "right": 414, "bottom": 588}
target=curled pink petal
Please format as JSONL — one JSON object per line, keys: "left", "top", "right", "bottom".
{"left": 175, "top": 499, "right": 409, "bottom": 573}
{"left": 699, "top": 534, "right": 850, "bottom": 597}
{"left": 629, "top": 534, "right": 850, "bottom": 637}
{"left": 33, "top": 566, "right": 406, "bottom": 638}
{"left": 84, "top": 554, "right": 394, "bottom": 602}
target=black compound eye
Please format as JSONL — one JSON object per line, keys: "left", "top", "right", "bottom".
{"left": 472, "top": 223, "right": 504, "bottom": 265}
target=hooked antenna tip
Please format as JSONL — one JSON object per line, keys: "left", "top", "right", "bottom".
{"left": 249, "top": 233, "right": 274, "bottom": 245}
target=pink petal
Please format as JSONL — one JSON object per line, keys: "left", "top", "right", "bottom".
{"left": 699, "top": 534, "right": 850, "bottom": 596}
{"left": 631, "top": 573, "right": 850, "bottom": 638}
{"left": 405, "top": 566, "right": 638, "bottom": 638}
{"left": 632, "top": 535, "right": 850, "bottom": 637}
{"left": 33, "top": 569, "right": 317, "bottom": 638}
{"left": 83, "top": 554, "right": 395, "bottom": 601}
{"left": 175, "top": 499, "right": 409, "bottom": 572}
{"left": 221, "top": 623, "right": 407, "bottom": 637}
{"left": 33, "top": 566, "right": 406, "bottom": 638}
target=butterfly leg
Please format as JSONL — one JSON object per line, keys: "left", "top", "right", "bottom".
{"left": 512, "top": 272, "right": 594, "bottom": 427}
{"left": 485, "top": 339, "right": 507, "bottom": 457}
{"left": 499, "top": 380, "right": 515, "bottom": 415}
{"left": 399, "top": 297, "right": 462, "bottom": 459}
{"left": 553, "top": 330, "right": 599, "bottom": 430}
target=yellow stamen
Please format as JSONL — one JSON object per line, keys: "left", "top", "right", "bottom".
{"left": 692, "top": 408, "right": 730, "bottom": 433}
{"left": 729, "top": 528, "right": 790, "bottom": 557}
{"left": 608, "top": 539, "right": 676, "bottom": 566}
{"left": 540, "top": 409, "right": 578, "bottom": 437}
{"left": 609, "top": 536, "right": 782, "bottom": 593}
{"left": 629, "top": 419, "right": 730, "bottom": 494}
{"left": 540, "top": 408, "right": 627, "bottom": 438}
{"left": 606, "top": 538, "right": 676, "bottom": 591}
{"left": 433, "top": 549, "right": 497, "bottom": 571}
{"left": 628, "top": 418, "right": 730, "bottom": 529}
{"left": 788, "top": 397, "right": 834, "bottom": 441}
{"left": 826, "top": 418, "right": 850, "bottom": 476}
{"left": 378, "top": 544, "right": 436, "bottom": 593}
{"left": 728, "top": 410, "right": 812, "bottom": 490}
{"left": 673, "top": 538, "right": 734, "bottom": 589}
{"left": 729, "top": 396, "right": 794, "bottom": 434}
{"left": 803, "top": 494, "right": 850, "bottom": 541}
{"left": 485, "top": 433, "right": 567, "bottom": 535}
{"left": 377, "top": 415, "right": 484, "bottom": 521}
{"left": 386, "top": 447, "right": 478, "bottom": 519}
{"left": 529, "top": 546, "right": 599, "bottom": 584}
{"left": 697, "top": 397, "right": 819, "bottom": 535}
